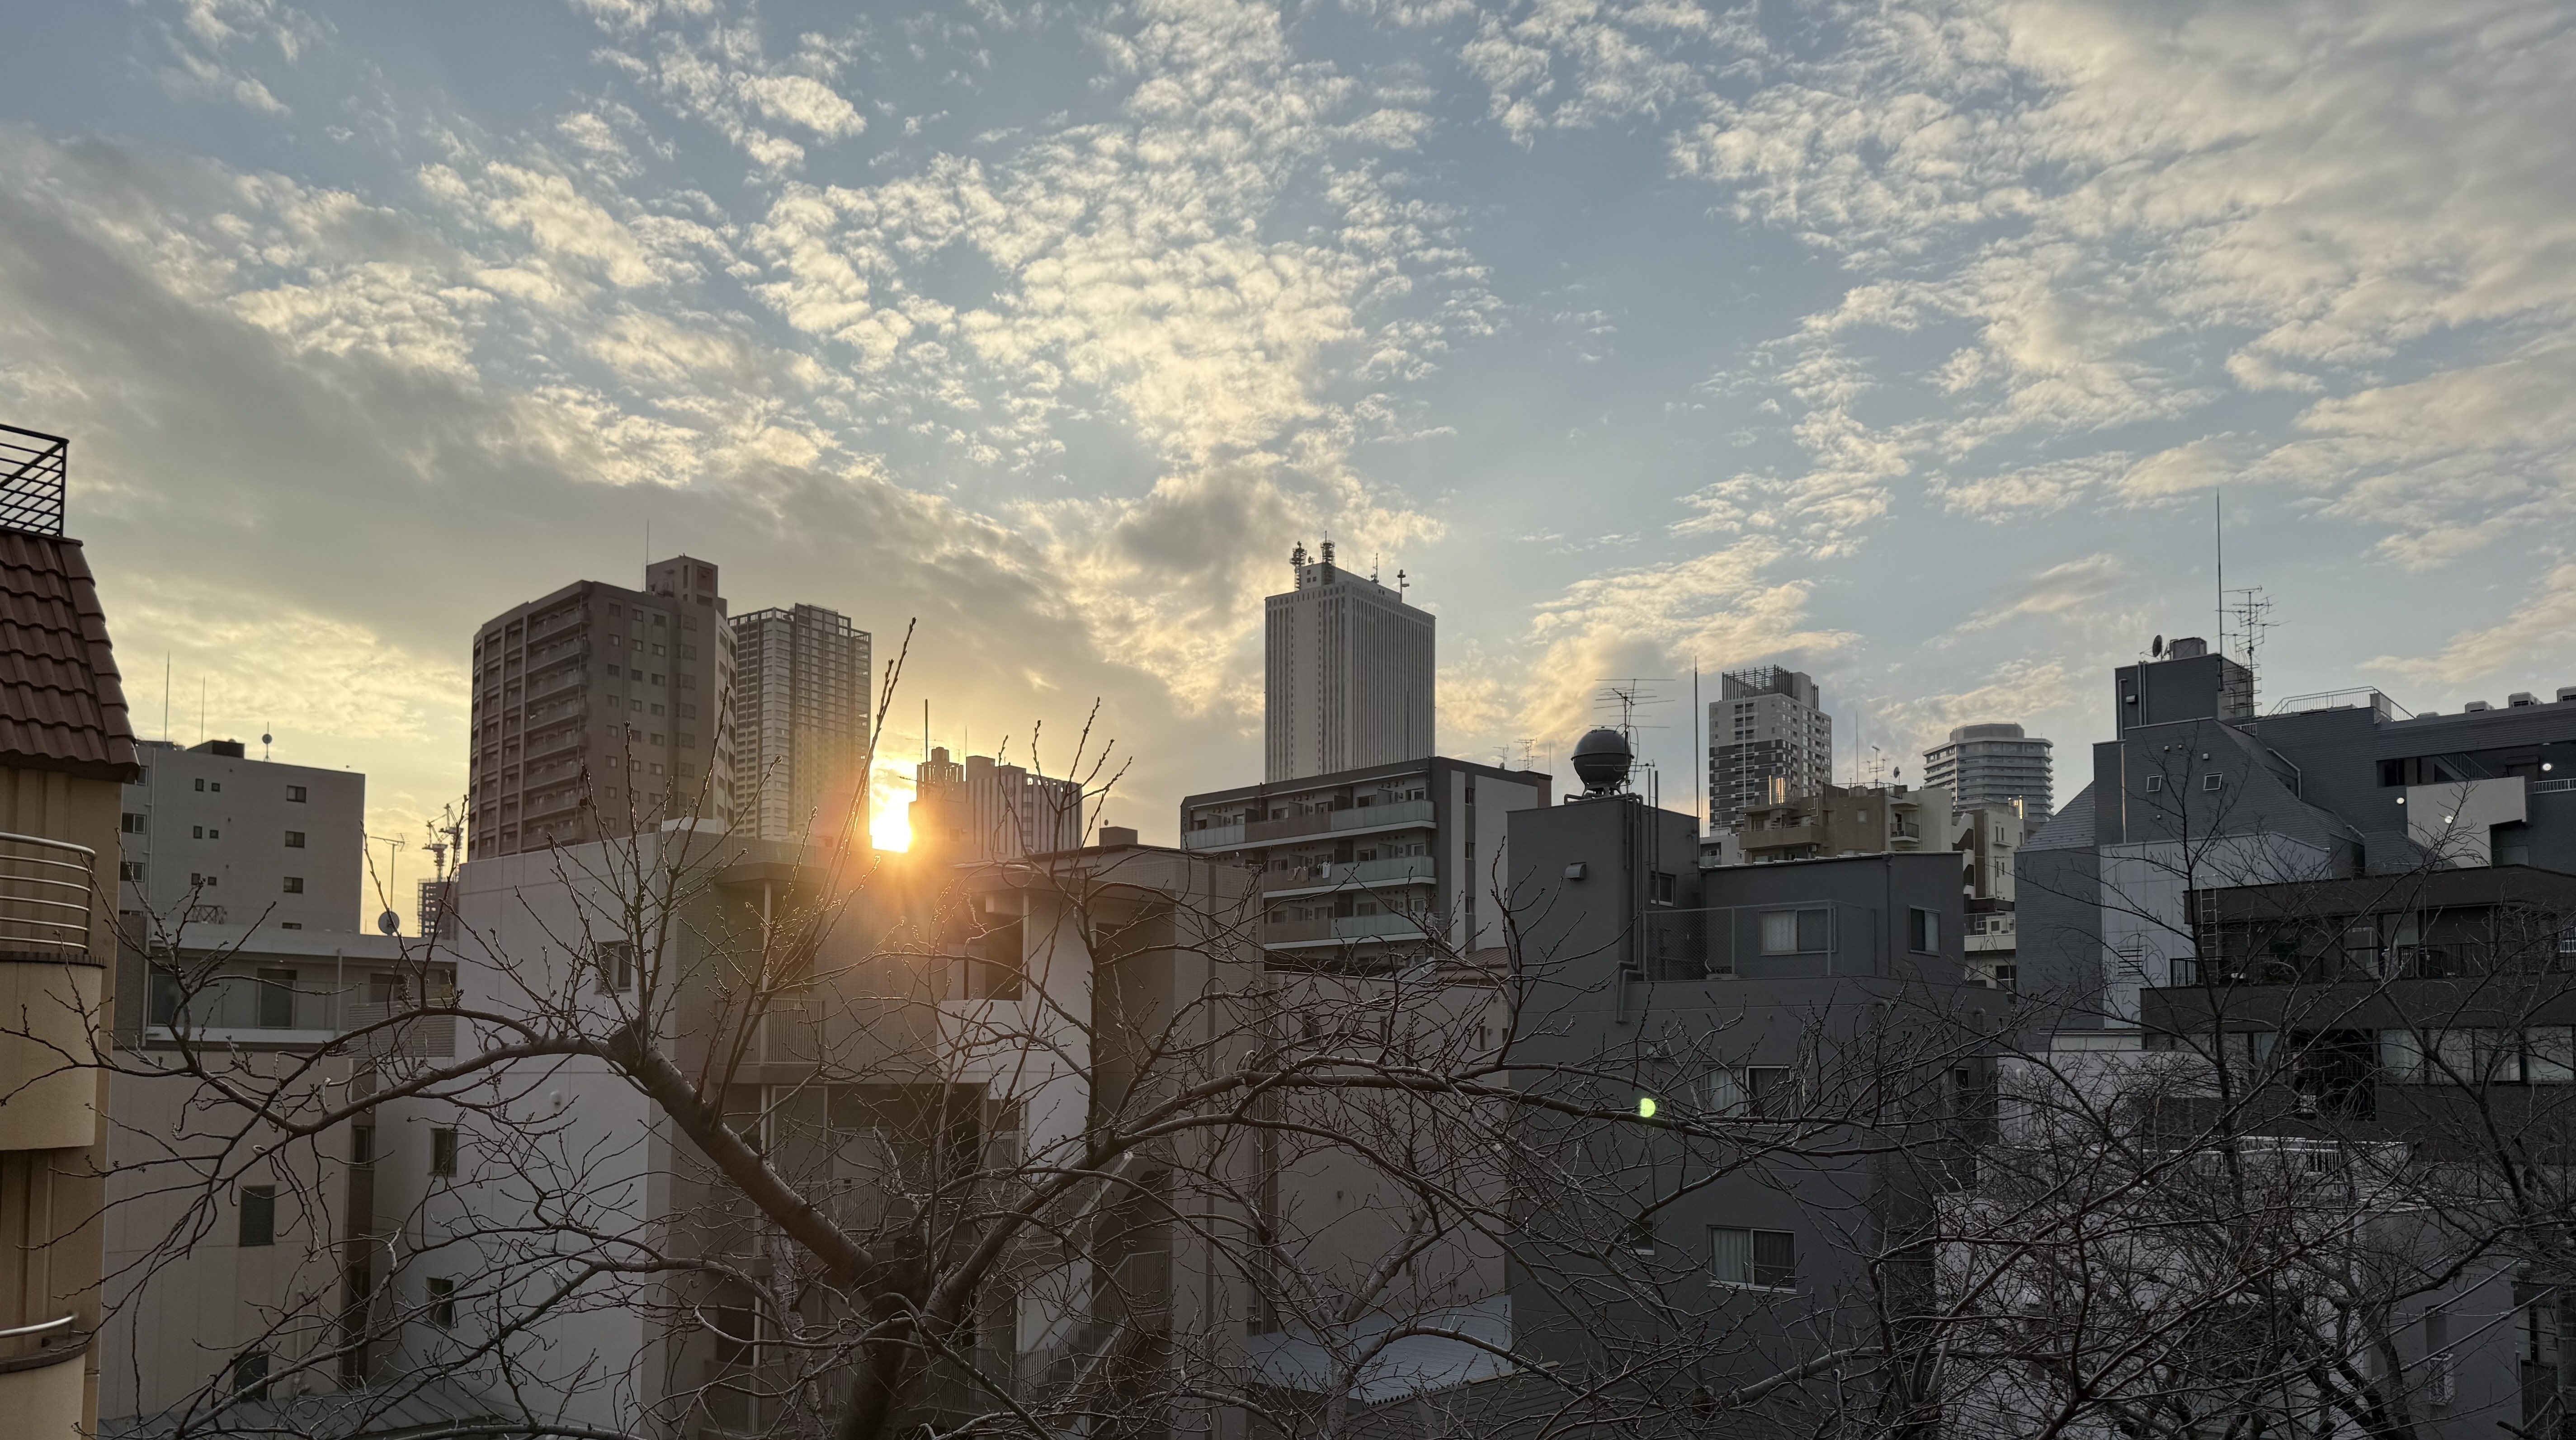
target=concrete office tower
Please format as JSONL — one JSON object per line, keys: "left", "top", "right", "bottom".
{"left": 1922, "top": 722, "right": 2055, "bottom": 825}
{"left": 730, "top": 604, "right": 872, "bottom": 843}
{"left": 1708, "top": 666, "right": 1834, "bottom": 830}
{"left": 467, "top": 555, "right": 733, "bottom": 859}
{"left": 1265, "top": 542, "right": 1434, "bottom": 784}
{"left": 117, "top": 739, "right": 366, "bottom": 932}
{"left": 0, "top": 421, "right": 142, "bottom": 1432}
{"left": 910, "top": 747, "right": 1085, "bottom": 861}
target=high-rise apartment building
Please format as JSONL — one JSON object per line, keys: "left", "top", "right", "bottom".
{"left": 1922, "top": 722, "right": 2054, "bottom": 825}
{"left": 730, "top": 604, "right": 872, "bottom": 844}
{"left": 467, "top": 555, "right": 733, "bottom": 859}
{"left": 909, "top": 747, "right": 1085, "bottom": 861}
{"left": 1708, "top": 666, "right": 1833, "bottom": 830}
{"left": 1265, "top": 543, "right": 1434, "bottom": 783}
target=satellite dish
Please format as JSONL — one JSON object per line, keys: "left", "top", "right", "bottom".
{"left": 2151, "top": 635, "right": 2165, "bottom": 658}
{"left": 377, "top": 910, "right": 401, "bottom": 936}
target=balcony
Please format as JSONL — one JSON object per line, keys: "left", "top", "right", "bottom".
{"left": 1262, "top": 855, "right": 1435, "bottom": 899}
{"left": 1184, "top": 799, "right": 1434, "bottom": 852}
{"left": 1262, "top": 913, "right": 1434, "bottom": 951}
{"left": 147, "top": 971, "right": 456, "bottom": 1057}
{"left": 1636, "top": 900, "right": 1883, "bottom": 981}
{"left": 0, "top": 830, "right": 101, "bottom": 1150}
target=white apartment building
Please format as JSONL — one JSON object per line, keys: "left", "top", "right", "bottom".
{"left": 1265, "top": 543, "right": 1434, "bottom": 783}
{"left": 1923, "top": 721, "right": 2055, "bottom": 825}
{"left": 117, "top": 739, "right": 368, "bottom": 934}
{"left": 1708, "top": 666, "right": 1834, "bottom": 830}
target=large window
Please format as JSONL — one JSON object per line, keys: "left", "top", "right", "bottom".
{"left": 1759, "top": 908, "right": 1828, "bottom": 955}
{"left": 1711, "top": 1226, "right": 1796, "bottom": 1289}
{"left": 1908, "top": 907, "right": 1940, "bottom": 954}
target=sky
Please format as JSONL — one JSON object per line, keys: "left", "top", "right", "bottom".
{"left": 3, "top": 0, "right": 2572, "bottom": 915}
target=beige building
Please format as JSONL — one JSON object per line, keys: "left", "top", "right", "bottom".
{"left": 730, "top": 603, "right": 871, "bottom": 844}
{"left": 468, "top": 555, "right": 735, "bottom": 859}
{"left": 1265, "top": 543, "right": 1435, "bottom": 784}
{"left": 1733, "top": 781, "right": 1954, "bottom": 865}
{"left": 0, "top": 422, "right": 141, "bottom": 1435}
{"left": 1708, "top": 666, "right": 1835, "bottom": 830}
{"left": 908, "top": 747, "right": 1084, "bottom": 864}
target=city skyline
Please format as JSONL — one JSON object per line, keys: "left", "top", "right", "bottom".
{"left": 3, "top": 0, "right": 2572, "bottom": 909}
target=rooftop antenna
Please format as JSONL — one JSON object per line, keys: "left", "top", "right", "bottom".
{"left": 1371, "top": 552, "right": 1379, "bottom": 584}
{"left": 261, "top": 725, "right": 272, "bottom": 762}
{"left": 1396, "top": 568, "right": 1408, "bottom": 600}
{"left": 2214, "top": 490, "right": 2224, "bottom": 659}
{"left": 162, "top": 654, "right": 170, "bottom": 744}
{"left": 1291, "top": 542, "right": 1309, "bottom": 588}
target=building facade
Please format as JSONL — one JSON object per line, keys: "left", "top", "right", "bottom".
{"left": 1264, "top": 543, "right": 1435, "bottom": 783}
{"left": 1180, "top": 755, "right": 1549, "bottom": 964}
{"left": 1922, "top": 721, "right": 2055, "bottom": 824}
{"left": 1708, "top": 666, "right": 1833, "bottom": 830}
{"left": 907, "top": 748, "right": 1084, "bottom": 862}
{"left": 467, "top": 555, "right": 733, "bottom": 859}
{"left": 115, "top": 739, "right": 366, "bottom": 935}
{"left": 0, "top": 422, "right": 142, "bottom": 1435}
{"left": 729, "top": 604, "right": 871, "bottom": 845}
{"left": 1731, "top": 780, "right": 1954, "bottom": 865}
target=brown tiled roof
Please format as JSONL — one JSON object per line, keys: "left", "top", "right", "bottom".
{"left": 0, "top": 530, "right": 140, "bottom": 782}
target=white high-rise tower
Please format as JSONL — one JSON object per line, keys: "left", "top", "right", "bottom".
{"left": 1264, "top": 542, "right": 1435, "bottom": 783}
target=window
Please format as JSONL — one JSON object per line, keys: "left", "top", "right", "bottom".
{"left": 257, "top": 969, "right": 295, "bottom": 1028}
{"left": 1650, "top": 871, "right": 1677, "bottom": 905}
{"left": 194, "top": 777, "right": 205, "bottom": 792}
{"left": 120, "top": 811, "right": 146, "bottom": 833}
{"left": 286, "top": 784, "right": 307, "bottom": 802}
{"left": 2144, "top": 775, "right": 2164, "bottom": 793}
{"left": 1746, "top": 1066, "right": 1797, "bottom": 1118}
{"left": 431, "top": 1127, "right": 459, "bottom": 1177}
{"left": 594, "top": 940, "right": 634, "bottom": 993}
{"left": 239, "top": 1184, "right": 275, "bottom": 1247}
{"left": 1705, "top": 1068, "right": 1746, "bottom": 1115}
{"left": 2203, "top": 773, "right": 2223, "bottom": 792}
{"left": 282, "top": 876, "right": 305, "bottom": 894}
{"left": 1759, "top": 908, "right": 1828, "bottom": 954}
{"left": 428, "top": 1277, "right": 457, "bottom": 1329}
{"left": 1711, "top": 1226, "right": 1795, "bottom": 1289}
{"left": 230, "top": 1350, "right": 271, "bottom": 1402}
{"left": 284, "top": 830, "right": 306, "bottom": 847}
{"left": 119, "top": 861, "right": 144, "bottom": 882}
{"left": 1908, "top": 907, "right": 1940, "bottom": 954}
{"left": 192, "top": 825, "right": 203, "bottom": 838}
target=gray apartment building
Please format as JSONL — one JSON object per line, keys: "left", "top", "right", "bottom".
{"left": 1923, "top": 720, "right": 2054, "bottom": 824}
{"left": 115, "top": 738, "right": 366, "bottom": 933}
{"left": 1181, "top": 756, "right": 1549, "bottom": 964}
{"left": 1477, "top": 771, "right": 1991, "bottom": 1429}
{"left": 730, "top": 603, "right": 871, "bottom": 844}
{"left": 467, "top": 555, "right": 733, "bottom": 859}
{"left": 1708, "top": 665, "right": 1834, "bottom": 830}
{"left": 908, "top": 746, "right": 1084, "bottom": 861}
{"left": 1265, "top": 543, "right": 1434, "bottom": 783}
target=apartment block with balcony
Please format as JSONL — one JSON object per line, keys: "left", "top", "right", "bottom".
{"left": 1708, "top": 666, "right": 1834, "bottom": 832}
{"left": 1923, "top": 722, "right": 2055, "bottom": 826}
{"left": 467, "top": 555, "right": 734, "bottom": 859}
{"left": 909, "top": 747, "right": 1084, "bottom": 863}
{"left": 1179, "top": 755, "right": 1549, "bottom": 966}
{"left": 730, "top": 603, "right": 870, "bottom": 845}
{"left": 0, "top": 423, "right": 141, "bottom": 1435}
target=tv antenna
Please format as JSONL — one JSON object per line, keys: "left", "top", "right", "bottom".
{"left": 1597, "top": 678, "right": 1673, "bottom": 811}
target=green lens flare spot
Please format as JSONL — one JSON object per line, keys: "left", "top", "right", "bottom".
{"left": 1637, "top": 1096, "right": 1657, "bottom": 1119}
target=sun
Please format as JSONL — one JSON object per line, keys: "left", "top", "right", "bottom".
{"left": 868, "top": 774, "right": 915, "bottom": 852}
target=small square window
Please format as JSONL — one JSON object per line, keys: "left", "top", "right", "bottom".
{"left": 284, "top": 830, "right": 306, "bottom": 848}
{"left": 282, "top": 876, "right": 305, "bottom": 894}
{"left": 1711, "top": 1226, "right": 1795, "bottom": 1289}
{"left": 2144, "top": 775, "right": 2164, "bottom": 793}
{"left": 286, "top": 784, "right": 307, "bottom": 803}
{"left": 120, "top": 812, "right": 146, "bottom": 833}
{"left": 2203, "top": 773, "right": 2223, "bottom": 792}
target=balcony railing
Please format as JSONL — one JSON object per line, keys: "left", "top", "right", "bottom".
{"left": 1636, "top": 901, "right": 1883, "bottom": 981}
{"left": 1185, "top": 799, "right": 1434, "bottom": 852}
{"left": 0, "top": 831, "right": 95, "bottom": 961}
{"left": 147, "top": 974, "right": 458, "bottom": 1056}
{"left": 1262, "top": 913, "right": 1434, "bottom": 949}
{"left": 0, "top": 424, "right": 69, "bottom": 537}
{"left": 1261, "top": 855, "right": 1435, "bottom": 896}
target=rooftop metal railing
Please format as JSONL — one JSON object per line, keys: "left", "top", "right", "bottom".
{"left": 0, "top": 424, "right": 68, "bottom": 537}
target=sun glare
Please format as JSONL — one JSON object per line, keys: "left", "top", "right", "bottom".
{"left": 869, "top": 777, "right": 915, "bottom": 852}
